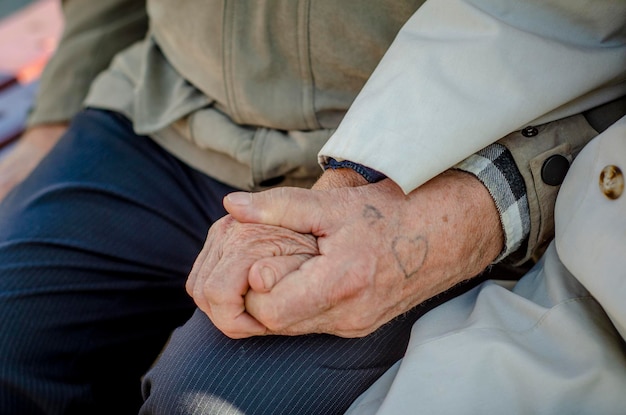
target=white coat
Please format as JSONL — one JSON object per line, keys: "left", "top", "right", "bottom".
{"left": 345, "top": 116, "right": 626, "bottom": 414}
{"left": 326, "top": 0, "right": 626, "bottom": 412}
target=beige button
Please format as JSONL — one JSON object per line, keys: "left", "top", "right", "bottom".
{"left": 599, "top": 165, "right": 624, "bottom": 200}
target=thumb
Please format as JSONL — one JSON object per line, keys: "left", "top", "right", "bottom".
{"left": 248, "top": 253, "right": 313, "bottom": 292}
{"left": 223, "top": 187, "right": 326, "bottom": 234}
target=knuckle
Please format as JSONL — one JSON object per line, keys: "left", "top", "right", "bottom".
{"left": 202, "top": 279, "right": 226, "bottom": 304}
{"left": 209, "top": 215, "right": 232, "bottom": 236}
{"left": 185, "top": 279, "right": 194, "bottom": 296}
{"left": 255, "top": 307, "right": 284, "bottom": 332}
{"left": 325, "top": 274, "right": 368, "bottom": 308}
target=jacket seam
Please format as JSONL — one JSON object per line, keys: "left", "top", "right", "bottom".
{"left": 221, "top": 0, "right": 241, "bottom": 124}
{"left": 297, "top": 0, "right": 320, "bottom": 130}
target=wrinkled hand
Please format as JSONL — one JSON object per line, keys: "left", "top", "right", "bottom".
{"left": 225, "top": 169, "right": 503, "bottom": 338}
{"left": 0, "top": 124, "right": 67, "bottom": 201}
{"left": 186, "top": 215, "right": 318, "bottom": 338}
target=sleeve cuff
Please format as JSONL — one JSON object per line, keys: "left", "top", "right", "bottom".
{"left": 454, "top": 143, "right": 530, "bottom": 262}
{"left": 324, "top": 158, "right": 387, "bottom": 183}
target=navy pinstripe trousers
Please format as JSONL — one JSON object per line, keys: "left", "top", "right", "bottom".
{"left": 0, "top": 110, "right": 458, "bottom": 415}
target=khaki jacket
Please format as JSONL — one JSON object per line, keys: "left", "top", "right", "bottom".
{"left": 31, "top": 0, "right": 424, "bottom": 190}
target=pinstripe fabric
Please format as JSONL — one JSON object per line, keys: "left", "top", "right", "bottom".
{"left": 0, "top": 110, "right": 236, "bottom": 414}
{"left": 0, "top": 109, "right": 479, "bottom": 415}
{"left": 140, "top": 280, "right": 482, "bottom": 415}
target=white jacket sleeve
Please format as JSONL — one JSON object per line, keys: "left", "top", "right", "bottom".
{"left": 320, "top": 0, "right": 626, "bottom": 194}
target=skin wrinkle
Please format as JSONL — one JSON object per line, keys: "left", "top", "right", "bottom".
{"left": 189, "top": 213, "right": 319, "bottom": 338}
{"left": 192, "top": 167, "right": 501, "bottom": 338}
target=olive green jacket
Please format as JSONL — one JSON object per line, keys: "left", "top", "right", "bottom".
{"left": 31, "top": 0, "right": 424, "bottom": 190}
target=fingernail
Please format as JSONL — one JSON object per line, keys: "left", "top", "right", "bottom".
{"left": 260, "top": 267, "right": 275, "bottom": 290}
{"left": 226, "top": 192, "right": 251, "bottom": 206}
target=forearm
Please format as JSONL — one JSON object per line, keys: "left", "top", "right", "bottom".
{"left": 314, "top": 165, "right": 503, "bottom": 287}
{"left": 393, "top": 169, "right": 503, "bottom": 295}
{"left": 318, "top": 157, "right": 505, "bottom": 268}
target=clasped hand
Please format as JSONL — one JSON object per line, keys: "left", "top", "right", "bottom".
{"left": 187, "top": 169, "right": 502, "bottom": 339}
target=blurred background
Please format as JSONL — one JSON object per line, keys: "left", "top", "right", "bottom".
{"left": 0, "top": 0, "right": 63, "bottom": 156}
{"left": 1, "top": 0, "right": 35, "bottom": 18}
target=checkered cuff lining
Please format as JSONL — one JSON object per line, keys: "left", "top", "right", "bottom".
{"left": 454, "top": 143, "right": 530, "bottom": 262}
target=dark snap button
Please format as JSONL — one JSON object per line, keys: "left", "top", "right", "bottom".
{"left": 521, "top": 126, "right": 538, "bottom": 137}
{"left": 541, "top": 155, "right": 569, "bottom": 186}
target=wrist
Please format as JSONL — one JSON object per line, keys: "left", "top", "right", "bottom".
{"left": 312, "top": 167, "right": 370, "bottom": 190}
{"left": 454, "top": 143, "right": 529, "bottom": 262}
{"left": 433, "top": 170, "right": 504, "bottom": 271}
{"left": 324, "top": 158, "right": 387, "bottom": 183}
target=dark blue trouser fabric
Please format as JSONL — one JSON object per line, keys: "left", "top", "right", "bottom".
{"left": 0, "top": 110, "right": 235, "bottom": 414}
{"left": 0, "top": 109, "right": 469, "bottom": 415}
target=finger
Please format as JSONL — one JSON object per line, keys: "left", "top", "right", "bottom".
{"left": 248, "top": 253, "right": 314, "bottom": 292}
{"left": 212, "top": 309, "right": 267, "bottom": 339}
{"left": 191, "top": 221, "right": 318, "bottom": 337}
{"left": 186, "top": 232, "right": 213, "bottom": 297}
{"left": 186, "top": 216, "right": 235, "bottom": 296}
{"left": 201, "top": 261, "right": 267, "bottom": 339}
{"left": 223, "top": 188, "right": 328, "bottom": 234}
{"left": 247, "top": 248, "right": 385, "bottom": 337}
{"left": 245, "top": 256, "right": 334, "bottom": 331}
{"left": 191, "top": 252, "right": 269, "bottom": 339}
{"left": 199, "top": 249, "right": 250, "bottom": 318}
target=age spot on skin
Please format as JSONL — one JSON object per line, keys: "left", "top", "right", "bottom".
{"left": 391, "top": 235, "right": 428, "bottom": 279}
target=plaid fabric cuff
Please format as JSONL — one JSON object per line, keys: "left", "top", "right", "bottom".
{"left": 324, "top": 158, "right": 387, "bottom": 183}
{"left": 454, "top": 143, "right": 530, "bottom": 262}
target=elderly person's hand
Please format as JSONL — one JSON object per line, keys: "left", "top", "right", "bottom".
{"left": 187, "top": 168, "right": 370, "bottom": 339}
{"left": 186, "top": 215, "right": 318, "bottom": 338}
{"left": 226, "top": 168, "right": 503, "bottom": 337}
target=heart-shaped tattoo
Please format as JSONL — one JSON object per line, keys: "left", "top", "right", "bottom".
{"left": 391, "top": 235, "right": 428, "bottom": 279}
